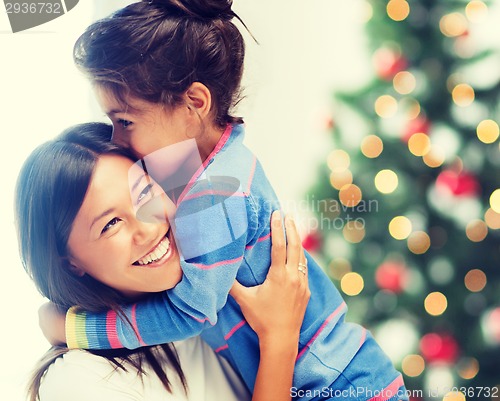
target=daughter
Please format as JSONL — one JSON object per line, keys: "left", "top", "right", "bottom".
{"left": 42, "top": 1, "right": 407, "bottom": 399}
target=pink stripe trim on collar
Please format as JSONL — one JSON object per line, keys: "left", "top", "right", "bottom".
{"left": 176, "top": 124, "right": 233, "bottom": 204}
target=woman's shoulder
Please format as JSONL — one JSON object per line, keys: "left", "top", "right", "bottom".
{"left": 38, "top": 338, "right": 250, "bottom": 401}
{"left": 38, "top": 346, "right": 188, "bottom": 401}
{"left": 39, "top": 348, "right": 119, "bottom": 380}
{"left": 38, "top": 349, "right": 138, "bottom": 401}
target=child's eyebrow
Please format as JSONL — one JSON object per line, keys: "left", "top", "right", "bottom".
{"left": 108, "top": 109, "right": 127, "bottom": 116}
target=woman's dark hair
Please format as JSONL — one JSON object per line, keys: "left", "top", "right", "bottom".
{"left": 74, "top": 0, "right": 250, "bottom": 127}
{"left": 15, "top": 122, "right": 187, "bottom": 400}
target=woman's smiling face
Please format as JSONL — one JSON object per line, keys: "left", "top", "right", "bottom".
{"left": 67, "top": 154, "right": 182, "bottom": 299}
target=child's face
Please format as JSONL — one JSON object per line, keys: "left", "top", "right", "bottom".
{"left": 95, "top": 86, "right": 193, "bottom": 159}
{"left": 66, "top": 154, "right": 182, "bottom": 299}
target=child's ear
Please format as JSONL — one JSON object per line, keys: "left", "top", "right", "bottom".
{"left": 63, "top": 258, "right": 86, "bottom": 277}
{"left": 184, "top": 82, "right": 212, "bottom": 119}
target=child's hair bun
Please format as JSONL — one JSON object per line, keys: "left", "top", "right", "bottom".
{"left": 145, "top": 0, "right": 235, "bottom": 21}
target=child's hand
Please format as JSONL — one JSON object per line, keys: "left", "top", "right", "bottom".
{"left": 229, "top": 211, "right": 310, "bottom": 346}
{"left": 38, "top": 302, "right": 67, "bottom": 346}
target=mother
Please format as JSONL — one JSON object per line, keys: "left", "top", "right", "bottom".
{"left": 15, "top": 122, "right": 309, "bottom": 401}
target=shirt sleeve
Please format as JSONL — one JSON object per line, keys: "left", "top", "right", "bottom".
{"left": 66, "top": 178, "right": 260, "bottom": 350}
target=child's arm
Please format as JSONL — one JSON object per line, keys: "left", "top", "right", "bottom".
{"left": 54, "top": 187, "right": 266, "bottom": 349}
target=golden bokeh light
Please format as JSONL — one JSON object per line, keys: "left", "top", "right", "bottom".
{"left": 464, "top": 269, "right": 487, "bottom": 292}
{"left": 374, "top": 169, "right": 399, "bottom": 194}
{"left": 327, "top": 149, "right": 350, "bottom": 172}
{"left": 465, "top": 1, "right": 488, "bottom": 23}
{"left": 457, "top": 357, "right": 480, "bottom": 380}
{"left": 402, "top": 354, "right": 425, "bottom": 377}
{"left": 328, "top": 258, "right": 352, "bottom": 280}
{"left": 375, "top": 95, "right": 398, "bottom": 118}
{"left": 476, "top": 119, "right": 499, "bottom": 144}
{"left": 490, "top": 189, "right": 500, "bottom": 213}
{"left": 485, "top": 208, "right": 500, "bottom": 229}
{"left": 387, "top": 0, "right": 410, "bottom": 21}
{"left": 393, "top": 71, "right": 416, "bottom": 94}
{"left": 422, "top": 146, "right": 446, "bottom": 168}
{"left": 339, "top": 184, "right": 362, "bottom": 207}
{"left": 389, "top": 216, "right": 413, "bottom": 240}
{"left": 465, "top": 219, "right": 488, "bottom": 242}
{"left": 341, "top": 272, "right": 364, "bottom": 296}
{"left": 424, "top": 291, "right": 448, "bottom": 316}
{"left": 343, "top": 221, "right": 366, "bottom": 243}
{"left": 443, "top": 391, "right": 466, "bottom": 401}
{"left": 401, "top": 98, "right": 421, "bottom": 120}
{"left": 452, "top": 83, "right": 475, "bottom": 107}
{"left": 361, "top": 135, "right": 384, "bottom": 158}
{"left": 440, "top": 12, "right": 468, "bottom": 37}
{"left": 408, "top": 231, "right": 431, "bottom": 254}
{"left": 330, "top": 169, "right": 353, "bottom": 190}
{"left": 408, "top": 133, "right": 431, "bottom": 156}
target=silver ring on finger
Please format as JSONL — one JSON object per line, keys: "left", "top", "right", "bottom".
{"left": 298, "top": 265, "right": 307, "bottom": 275}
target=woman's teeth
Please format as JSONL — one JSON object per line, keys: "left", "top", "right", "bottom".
{"left": 136, "top": 236, "right": 170, "bottom": 265}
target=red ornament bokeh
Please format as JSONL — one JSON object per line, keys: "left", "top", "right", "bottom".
{"left": 302, "top": 231, "right": 322, "bottom": 253}
{"left": 435, "top": 170, "right": 480, "bottom": 197}
{"left": 402, "top": 116, "right": 430, "bottom": 143}
{"left": 420, "top": 332, "right": 459, "bottom": 364}
{"left": 375, "top": 261, "right": 409, "bottom": 293}
{"left": 373, "top": 48, "right": 408, "bottom": 81}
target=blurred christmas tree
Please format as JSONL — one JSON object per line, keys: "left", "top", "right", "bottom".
{"left": 306, "top": 0, "right": 500, "bottom": 399}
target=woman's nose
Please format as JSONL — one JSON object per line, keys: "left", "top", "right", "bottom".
{"left": 132, "top": 218, "right": 158, "bottom": 245}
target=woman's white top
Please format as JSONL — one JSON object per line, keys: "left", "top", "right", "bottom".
{"left": 39, "top": 336, "right": 251, "bottom": 401}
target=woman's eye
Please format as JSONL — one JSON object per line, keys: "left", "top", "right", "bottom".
{"left": 101, "top": 217, "right": 121, "bottom": 234}
{"left": 137, "top": 183, "right": 154, "bottom": 204}
{"left": 117, "top": 119, "right": 133, "bottom": 129}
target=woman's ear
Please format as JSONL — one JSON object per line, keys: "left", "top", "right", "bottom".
{"left": 184, "top": 82, "right": 212, "bottom": 119}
